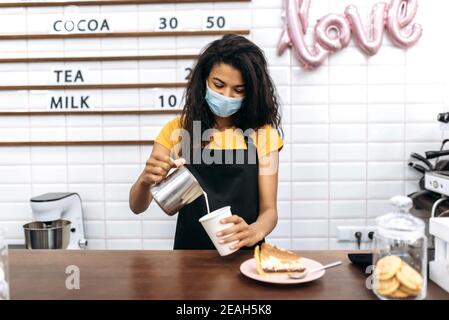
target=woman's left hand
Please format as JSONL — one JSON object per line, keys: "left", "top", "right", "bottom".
{"left": 216, "top": 215, "right": 261, "bottom": 250}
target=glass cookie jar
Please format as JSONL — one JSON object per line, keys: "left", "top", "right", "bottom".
{"left": 372, "top": 196, "right": 427, "bottom": 300}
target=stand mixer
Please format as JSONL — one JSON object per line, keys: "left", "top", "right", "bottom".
{"left": 24, "top": 192, "right": 88, "bottom": 249}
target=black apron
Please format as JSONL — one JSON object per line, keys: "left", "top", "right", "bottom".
{"left": 174, "top": 136, "right": 262, "bottom": 250}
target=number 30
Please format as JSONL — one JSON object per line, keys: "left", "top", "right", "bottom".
{"left": 159, "top": 17, "right": 178, "bottom": 30}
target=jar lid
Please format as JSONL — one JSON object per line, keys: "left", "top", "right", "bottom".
{"left": 376, "top": 196, "right": 425, "bottom": 239}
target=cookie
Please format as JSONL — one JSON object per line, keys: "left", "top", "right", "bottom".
{"left": 396, "top": 262, "right": 423, "bottom": 292}
{"left": 386, "top": 287, "right": 410, "bottom": 299}
{"left": 375, "top": 276, "right": 400, "bottom": 296}
{"left": 376, "top": 255, "right": 402, "bottom": 280}
{"left": 398, "top": 284, "right": 421, "bottom": 296}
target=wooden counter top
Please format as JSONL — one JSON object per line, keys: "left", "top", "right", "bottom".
{"left": 8, "top": 250, "right": 449, "bottom": 300}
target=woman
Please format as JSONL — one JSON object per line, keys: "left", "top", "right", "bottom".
{"left": 129, "top": 34, "right": 283, "bottom": 251}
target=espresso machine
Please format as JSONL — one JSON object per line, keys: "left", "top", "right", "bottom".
{"left": 408, "top": 112, "right": 449, "bottom": 236}
{"left": 23, "top": 192, "right": 88, "bottom": 250}
{"left": 407, "top": 112, "right": 449, "bottom": 293}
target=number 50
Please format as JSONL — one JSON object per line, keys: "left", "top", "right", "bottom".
{"left": 206, "top": 16, "right": 226, "bottom": 29}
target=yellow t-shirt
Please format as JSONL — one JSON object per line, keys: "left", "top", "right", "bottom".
{"left": 155, "top": 116, "right": 283, "bottom": 159}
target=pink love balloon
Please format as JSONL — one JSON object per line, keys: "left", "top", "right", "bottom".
{"left": 277, "top": 0, "right": 328, "bottom": 69}
{"left": 277, "top": 0, "right": 422, "bottom": 70}
{"left": 298, "top": 0, "right": 311, "bottom": 31}
{"left": 345, "top": 3, "right": 387, "bottom": 56}
{"left": 386, "top": 0, "right": 423, "bottom": 47}
{"left": 277, "top": 0, "right": 312, "bottom": 56}
{"left": 397, "top": 0, "right": 418, "bottom": 26}
{"left": 315, "top": 14, "right": 351, "bottom": 52}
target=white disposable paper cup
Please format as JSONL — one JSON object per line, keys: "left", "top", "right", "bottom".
{"left": 198, "top": 206, "right": 238, "bottom": 256}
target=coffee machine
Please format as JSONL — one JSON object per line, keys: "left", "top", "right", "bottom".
{"left": 23, "top": 192, "right": 88, "bottom": 249}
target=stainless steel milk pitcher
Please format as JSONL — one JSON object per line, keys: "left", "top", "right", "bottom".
{"left": 150, "top": 165, "right": 203, "bottom": 216}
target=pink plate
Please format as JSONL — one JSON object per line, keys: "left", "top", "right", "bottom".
{"left": 240, "top": 258, "right": 325, "bottom": 285}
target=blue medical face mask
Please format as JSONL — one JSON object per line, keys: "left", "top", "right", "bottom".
{"left": 205, "top": 81, "right": 244, "bottom": 117}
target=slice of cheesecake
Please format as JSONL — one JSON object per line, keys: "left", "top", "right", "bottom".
{"left": 254, "top": 243, "right": 306, "bottom": 275}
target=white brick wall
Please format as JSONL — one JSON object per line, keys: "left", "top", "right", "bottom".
{"left": 0, "top": 0, "right": 447, "bottom": 250}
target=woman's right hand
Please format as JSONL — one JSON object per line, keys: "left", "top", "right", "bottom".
{"left": 139, "top": 153, "right": 185, "bottom": 186}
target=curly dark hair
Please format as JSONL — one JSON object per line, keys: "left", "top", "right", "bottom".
{"left": 179, "top": 34, "right": 282, "bottom": 160}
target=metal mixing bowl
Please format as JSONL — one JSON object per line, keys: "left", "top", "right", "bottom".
{"left": 23, "top": 219, "right": 71, "bottom": 249}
